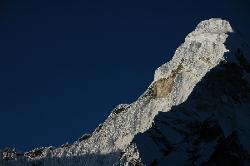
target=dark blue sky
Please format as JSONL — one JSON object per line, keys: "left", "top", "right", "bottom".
{"left": 0, "top": 0, "right": 249, "bottom": 151}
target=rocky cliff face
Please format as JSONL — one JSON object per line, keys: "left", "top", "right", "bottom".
{"left": 1, "top": 18, "right": 250, "bottom": 166}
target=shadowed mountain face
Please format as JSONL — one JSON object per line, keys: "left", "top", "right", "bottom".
{"left": 131, "top": 54, "right": 250, "bottom": 166}
{"left": 1, "top": 19, "right": 250, "bottom": 166}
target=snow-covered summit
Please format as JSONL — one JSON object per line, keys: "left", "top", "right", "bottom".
{"left": 154, "top": 18, "right": 234, "bottom": 106}
{"left": 189, "top": 18, "right": 233, "bottom": 35}
{"left": 1, "top": 18, "right": 250, "bottom": 166}
{"left": 155, "top": 19, "right": 232, "bottom": 82}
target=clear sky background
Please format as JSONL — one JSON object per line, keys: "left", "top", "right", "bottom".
{"left": 0, "top": 0, "right": 249, "bottom": 151}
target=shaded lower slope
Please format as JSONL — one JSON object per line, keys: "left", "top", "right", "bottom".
{"left": 129, "top": 52, "right": 250, "bottom": 165}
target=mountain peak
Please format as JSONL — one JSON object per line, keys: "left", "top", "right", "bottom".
{"left": 1, "top": 18, "right": 250, "bottom": 166}
{"left": 193, "top": 18, "right": 233, "bottom": 34}
{"left": 153, "top": 19, "right": 235, "bottom": 106}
